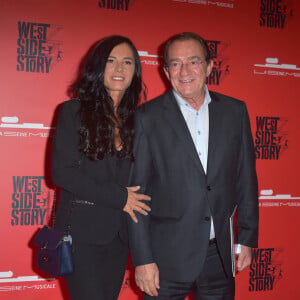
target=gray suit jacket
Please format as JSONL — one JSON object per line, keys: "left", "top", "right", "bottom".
{"left": 128, "top": 90, "right": 258, "bottom": 282}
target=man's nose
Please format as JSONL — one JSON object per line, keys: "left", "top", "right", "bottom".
{"left": 179, "top": 62, "right": 190, "bottom": 75}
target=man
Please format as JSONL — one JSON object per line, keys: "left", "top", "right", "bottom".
{"left": 128, "top": 32, "right": 258, "bottom": 299}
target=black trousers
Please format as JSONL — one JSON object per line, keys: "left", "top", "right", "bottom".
{"left": 144, "top": 242, "right": 235, "bottom": 300}
{"left": 65, "top": 234, "right": 128, "bottom": 300}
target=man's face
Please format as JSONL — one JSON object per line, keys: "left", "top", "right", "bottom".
{"left": 164, "top": 39, "right": 213, "bottom": 103}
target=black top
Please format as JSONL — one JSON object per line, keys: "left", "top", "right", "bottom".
{"left": 51, "top": 99, "right": 130, "bottom": 245}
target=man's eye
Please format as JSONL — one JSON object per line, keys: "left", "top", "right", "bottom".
{"left": 191, "top": 60, "right": 201, "bottom": 66}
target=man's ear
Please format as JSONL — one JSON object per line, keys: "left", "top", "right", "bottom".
{"left": 206, "top": 60, "right": 214, "bottom": 77}
{"left": 163, "top": 66, "right": 170, "bottom": 81}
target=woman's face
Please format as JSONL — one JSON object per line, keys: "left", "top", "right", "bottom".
{"left": 104, "top": 43, "right": 136, "bottom": 103}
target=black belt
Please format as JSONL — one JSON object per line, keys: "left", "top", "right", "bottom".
{"left": 209, "top": 238, "right": 216, "bottom": 246}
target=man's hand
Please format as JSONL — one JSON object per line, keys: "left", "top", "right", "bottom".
{"left": 123, "top": 186, "right": 151, "bottom": 223}
{"left": 135, "top": 263, "right": 160, "bottom": 296}
{"left": 236, "top": 245, "right": 252, "bottom": 272}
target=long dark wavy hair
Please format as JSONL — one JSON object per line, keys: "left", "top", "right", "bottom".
{"left": 68, "top": 35, "right": 145, "bottom": 161}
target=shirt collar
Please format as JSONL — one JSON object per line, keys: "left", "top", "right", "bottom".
{"left": 173, "top": 85, "right": 211, "bottom": 111}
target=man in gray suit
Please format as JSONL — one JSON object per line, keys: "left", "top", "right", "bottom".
{"left": 128, "top": 32, "right": 259, "bottom": 299}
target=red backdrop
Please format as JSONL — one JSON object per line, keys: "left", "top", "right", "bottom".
{"left": 1, "top": 0, "right": 299, "bottom": 299}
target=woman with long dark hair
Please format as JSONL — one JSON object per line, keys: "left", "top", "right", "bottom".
{"left": 51, "top": 35, "right": 150, "bottom": 300}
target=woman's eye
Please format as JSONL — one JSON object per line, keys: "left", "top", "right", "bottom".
{"left": 124, "top": 60, "right": 132, "bottom": 65}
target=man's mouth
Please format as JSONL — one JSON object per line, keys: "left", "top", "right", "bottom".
{"left": 180, "top": 79, "right": 193, "bottom": 83}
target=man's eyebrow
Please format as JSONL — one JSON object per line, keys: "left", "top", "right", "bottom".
{"left": 168, "top": 56, "right": 202, "bottom": 62}
{"left": 187, "top": 56, "right": 202, "bottom": 60}
{"left": 167, "top": 58, "right": 182, "bottom": 63}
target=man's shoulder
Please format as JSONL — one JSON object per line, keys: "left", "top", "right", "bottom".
{"left": 209, "top": 90, "right": 245, "bottom": 107}
{"left": 137, "top": 91, "right": 171, "bottom": 115}
{"left": 209, "top": 91, "right": 246, "bottom": 111}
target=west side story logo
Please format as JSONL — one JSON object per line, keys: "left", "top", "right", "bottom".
{"left": 206, "top": 40, "right": 230, "bottom": 86}
{"left": 17, "top": 21, "right": 63, "bottom": 73}
{"left": 254, "top": 116, "right": 288, "bottom": 160}
{"left": 98, "top": 0, "right": 131, "bottom": 10}
{"left": 260, "top": 0, "right": 293, "bottom": 28}
{"left": 11, "top": 176, "right": 54, "bottom": 226}
{"left": 249, "top": 248, "right": 283, "bottom": 292}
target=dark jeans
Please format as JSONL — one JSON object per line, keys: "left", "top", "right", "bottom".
{"left": 144, "top": 242, "right": 235, "bottom": 300}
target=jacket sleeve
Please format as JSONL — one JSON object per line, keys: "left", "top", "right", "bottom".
{"left": 127, "top": 112, "right": 155, "bottom": 266}
{"left": 236, "top": 102, "right": 259, "bottom": 247}
{"left": 51, "top": 101, "right": 127, "bottom": 210}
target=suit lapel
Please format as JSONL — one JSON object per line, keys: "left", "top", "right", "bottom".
{"left": 163, "top": 91, "right": 205, "bottom": 175}
{"left": 207, "top": 92, "right": 223, "bottom": 179}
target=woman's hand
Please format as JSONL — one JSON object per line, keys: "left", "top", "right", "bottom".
{"left": 124, "top": 186, "right": 151, "bottom": 223}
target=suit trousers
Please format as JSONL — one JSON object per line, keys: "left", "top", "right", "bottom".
{"left": 143, "top": 241, "right": 235, "bottom": 300}
{"left": 65, "top": 234, "right": 128, "bottom": 300}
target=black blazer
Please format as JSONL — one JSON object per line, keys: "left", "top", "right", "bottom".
{"left": 128, "top": 90, "right": 259, "bottom": 282}
{"left": 51, "top": 99, "right": 130, "bottom": 245}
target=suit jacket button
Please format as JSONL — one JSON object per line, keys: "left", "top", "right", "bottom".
{"left": 205, "top": 217, "right": 210, "bottom": 221}
{"left": 207, "top": 185, "right": 211, "bottom": 191}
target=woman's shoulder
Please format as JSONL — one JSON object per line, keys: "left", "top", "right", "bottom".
{"left": 60, "top": 98, "right": 81, "bottom": 111}
{"left": 56, "top": 99, "right": 81, "bottom": 126}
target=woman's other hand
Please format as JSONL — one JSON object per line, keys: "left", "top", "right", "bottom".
{"left": 124, "top": 186, "right": 151, "bottom": 223}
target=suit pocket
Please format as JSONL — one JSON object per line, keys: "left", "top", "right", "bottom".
{"left": 150, "top": 191, "right": 184, "bottom": 219}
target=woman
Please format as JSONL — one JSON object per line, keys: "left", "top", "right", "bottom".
{"left": 51, "top": 35, "right": 150, "bottom": 300}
